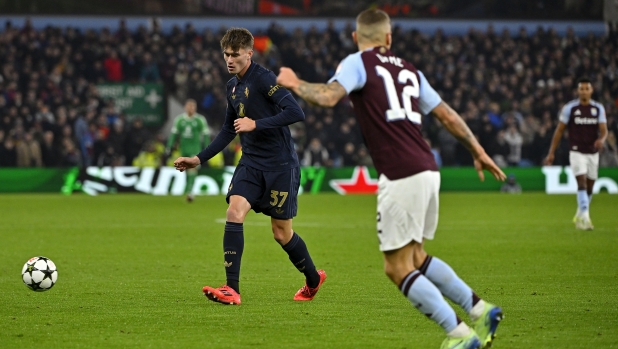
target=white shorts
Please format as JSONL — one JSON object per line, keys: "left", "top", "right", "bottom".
{"left": 376, "top": 170, "right": 440, "bottom": 252}
{"left": 569, "top": 151, "right": 599, "bottom": 180}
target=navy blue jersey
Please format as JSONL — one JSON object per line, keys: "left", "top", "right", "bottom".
{"left": 197, "top": 62, "right": 304, "bottom": 171}
{"left": 197, "top": 62, "right": 305, "bottom": 171}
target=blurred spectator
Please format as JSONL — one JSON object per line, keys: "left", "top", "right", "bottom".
{"left": 132, "top": 141, "right": 161, "bottom": 168}
{"left": 40, "top": 131, "right": 62, "bottom": 167}
{"left": 124, "top": 119, "right": 150, "bottom": 165}
{"left": 504, "top": 124, "right": 523, "bottom": 166}
{"left": 302, "top": 138, "right": 329, "bottom": 167}
{"left": 103, "top": 51, "right": 123, "bottom": 82}
{"left": 16, "top": 131, "right": 42, "bottom": 167}
{"left": 140, "top": 53, "right": 160, "bottom": 82}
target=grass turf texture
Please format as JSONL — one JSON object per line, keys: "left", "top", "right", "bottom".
{"left": 1, "top": 193, "right": 617, "bottom": 348}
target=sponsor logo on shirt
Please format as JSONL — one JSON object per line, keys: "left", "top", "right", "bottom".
{"left": 268, "top": 85, "right": 282, "bottom": 96}
{"left": 574, "top": 117, "right": 598, "bottom": 125}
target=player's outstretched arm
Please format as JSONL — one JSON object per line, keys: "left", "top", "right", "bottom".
{"left": 173, "top": 156, "right": 200, "bottom": 172}
{"left": 543, "top": 122, "right": 566, "bottom": 165}
{"left": 277, "top": 67, "right": 346, "bottom": 107}
{"left": 431, "top": 102, "right": 506, "bottom": 182}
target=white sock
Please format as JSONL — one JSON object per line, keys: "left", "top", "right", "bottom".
{"left": 447, "top": 322, "right": 472, "bottom": 338}
{"left": 470, "top": 299, "right": 486, "bottom": 321}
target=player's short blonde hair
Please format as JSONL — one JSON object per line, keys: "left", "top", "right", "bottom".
{"left": 356, "top": 9, "right": 391, "bottom": 44}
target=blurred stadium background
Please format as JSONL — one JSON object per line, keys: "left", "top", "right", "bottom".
{"left": 0, "top": 0, "right": 616, "bottom": 192}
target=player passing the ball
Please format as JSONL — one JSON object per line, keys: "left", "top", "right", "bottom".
{"left": 174, "top": 28, "right": 325, "bottom": 305}
{"left": 277, "top": 9, "right": 505, "bottom": 349}
{"left": 544, "top": 78, "right": 607, "bottom": 230}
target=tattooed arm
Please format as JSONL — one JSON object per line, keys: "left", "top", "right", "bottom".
{"left": 277, "top": 67, "right": 347, "bottom": 107}
{"left": 431, "top": 101, "right": 506, "bottom": 181}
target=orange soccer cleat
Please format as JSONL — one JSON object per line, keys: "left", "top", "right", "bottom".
{"left": 293, "top": 269, "right": 327, "bottom": 301}
{"left": 202, "top": 285, "right": 241, "bottom": 305}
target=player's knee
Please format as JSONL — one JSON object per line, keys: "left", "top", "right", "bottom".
{"left": 271, "top": 225, "right": 292, "bottom": 244}
{"left": 383, "top": 262, "right": 400, "bottom": 283}
{"left": 226, "top": 207, "right": 245, "bottom": 222}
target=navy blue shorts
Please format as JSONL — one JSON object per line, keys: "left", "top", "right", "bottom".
{"left": 226, "top": 163, "right": 300, "bottom": 220}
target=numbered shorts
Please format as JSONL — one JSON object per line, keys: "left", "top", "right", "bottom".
{"left": 226, "top": 163, "right": 299, "bottom": 220}
{"left": 569, "top": 151, "right": 599, "bottom": 180}
{"left": 377, "top": 170, "right": 440, "bottom": 252}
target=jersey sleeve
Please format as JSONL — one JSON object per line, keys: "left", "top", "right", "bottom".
{"left": 417, "top": 71, "right": 442, "bottom": 115}
{"left": 327, "top": 52, "right": 366, "bottom": 94}
{"left": 598, "top": 104, "right": 607, "bottom": 123}
{"left": 261, "top": 71, "right": 293, "bottom": 105}
{"left": 558, "top": 104, "right": 571, "bottom": 124}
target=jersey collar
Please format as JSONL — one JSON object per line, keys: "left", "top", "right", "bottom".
{"left": 236, "top": 61, "right": 256, "bottom": 83}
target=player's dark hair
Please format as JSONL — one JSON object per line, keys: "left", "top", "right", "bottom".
{"left": 578, "top": 77, "right": 592, "bottom": 85}
{"left": 220, "top": 28, "right": 254, "bottom": 51}
{"left": 185, "top": 99, "right": 197, "bottom": 105}
{"left": 356, "top": 8, "right": 390, "bottom": 26}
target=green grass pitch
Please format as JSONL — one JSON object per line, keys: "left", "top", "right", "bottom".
{"left": 1, "top": 192, "right": 617, "bottom": 348}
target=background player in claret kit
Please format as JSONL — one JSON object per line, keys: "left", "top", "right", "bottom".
{"left": 173, "top": 28, "right": 325, "bottom": 305}
{"left": 544, "top": 78, "right": 607, "bottom": 230}
{"left": 277, "top": 9, "right": 506, "bottom": 349}
{"left": 166, "top": 99, "right": 210, "bottom": 202}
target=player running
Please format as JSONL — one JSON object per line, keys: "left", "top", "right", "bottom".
{"left": 173, "top": 28, "right": 325, "bottom": 305}
{"left": 166, "top": 99, "right": 210, "bottom": 202}
{"left": 544, "top": 78, "right": 607, "bottom": 230}
{"left": 277, "top": 9, "right": 505, "bottom": 349}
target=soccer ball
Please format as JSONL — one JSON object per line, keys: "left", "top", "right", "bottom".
{"left": 22, "top": 256, "right": 58, "bottom": 292}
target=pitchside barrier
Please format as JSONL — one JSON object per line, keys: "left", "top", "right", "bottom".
{"left": 0, "top": 166, "right": 617, "bottom": 195}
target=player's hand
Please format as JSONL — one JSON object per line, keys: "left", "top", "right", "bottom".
{"left": 474, "top": 152, "right": 506, "bottom": 182}
{"left": 173, "top": 156, "right": 200, "bottom": 172}
{"left": 594, "top": 139, "right": 604, "bottom": 151}
{"left": 234, "top": 117, "right": 256, "bottom": 133}
{"left": 276, "top": 67, "right": 300, "bottom": 90}
{"left": 543, "top": 153, "right": 554, "bottom": 166}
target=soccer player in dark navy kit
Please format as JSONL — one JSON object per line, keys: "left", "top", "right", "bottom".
{"left": 174, "top": 28, "right": 325, "bottom": 305}
{"left": 278, "top": 9, "right": 505, "bottom": 349}
{"left": 544, "top": 78, "right": 608, "bottom": 230}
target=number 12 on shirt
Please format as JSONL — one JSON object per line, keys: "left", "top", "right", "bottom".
{"left": 375, "top": 66, "right": 422, "bottom": 124}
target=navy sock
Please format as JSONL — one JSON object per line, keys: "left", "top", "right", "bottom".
{"left": 282, "top": 232, "right": 320, "bottom": 288}
{"left": 223, "top": 222, "right": 244, "bottom": 294}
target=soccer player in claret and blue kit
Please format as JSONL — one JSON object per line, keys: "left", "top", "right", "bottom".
{"left": 544, "top": 78, "right": 608, "bottom": 230}
{"left": 277, "top": 9, "right": 506, "bottom": 349}
{"left": 173, "top": 28, "right": 326, "bottom": 305}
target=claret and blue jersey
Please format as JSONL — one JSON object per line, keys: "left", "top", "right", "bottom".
{"left": 329, "top": 46, "right": 442, "bottom": 180}
{"left": 197, "top": 61, "right": 304, "bottom": 171}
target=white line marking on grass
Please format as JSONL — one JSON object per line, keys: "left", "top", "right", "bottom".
{"left": 214, "top": 218, "right": 362, "bottom": 228}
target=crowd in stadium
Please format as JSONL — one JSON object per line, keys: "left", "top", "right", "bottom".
{"left": 0, "top": 19, "right": 617, "bottom": 168}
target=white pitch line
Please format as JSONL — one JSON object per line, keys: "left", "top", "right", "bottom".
{"left": 213, "top": 218, "right": 362, "bottom": 229}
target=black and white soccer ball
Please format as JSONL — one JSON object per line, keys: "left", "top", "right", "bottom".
{"left": 22, "top": 256, "right": 58, "bottom": 292}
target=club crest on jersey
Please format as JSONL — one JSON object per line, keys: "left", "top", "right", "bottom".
{"left": 244, "top": 87, "right": 249, "bottom": 98}
{"left": 238, "top": 102, "right": 245, "bottom": 117}
{"left": 591, "top": 108, "right": 597, "bottom": 116}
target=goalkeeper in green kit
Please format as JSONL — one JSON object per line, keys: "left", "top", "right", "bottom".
{"left": 166, "top": 99, "right": 210, "bottom": 202}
